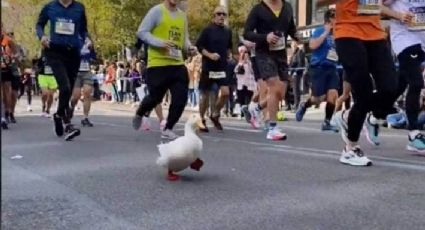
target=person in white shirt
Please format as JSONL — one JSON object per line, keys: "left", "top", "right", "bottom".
{"left": 382, "top": 0, "right": 425, "bottom": 153}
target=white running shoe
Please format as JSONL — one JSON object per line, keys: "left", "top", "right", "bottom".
{"left": 333, "top": 110, "right": 349, "bottom": 145}
{"left": 248, "top": 104, "right": 262, "bottom": 129}
{"left": 27, "top": 105, "right": 32, "bottom": 112}
{"left": 339, "top": 146, "right": 372, "bottom": 166}
{"left": 266, "top": 126, "right": 287, "bottom": 141}
{"left": 161, "top": 129, "right": 179, "bottom": 140}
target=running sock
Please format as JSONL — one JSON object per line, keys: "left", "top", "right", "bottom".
{"left": 325, "top": 103, "right": 335, "bottom": 121}
{"left": 304, "top": 99, "right": 312, "bottom": 109}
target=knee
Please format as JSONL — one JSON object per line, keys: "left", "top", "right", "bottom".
{"left": 220, "top": 88, "right": 230, "bottom": 98}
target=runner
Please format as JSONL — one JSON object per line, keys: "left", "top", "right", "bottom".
{"left": 1, "top": 23, "right": 17, "bottom": 129}
{"left": 382, "top": 0, "right": 425, "bottom": 153}
{"left": 296, "top": 9, "right": 340, "bottom": 132}
{"left": 70, "top": 37, "right": 96, "bottom": 127}
{"left": 133, "top": 0, "right": 193, "bottom": 140}
{"left": 317, "top": 0, "right": 399, "bottom": 166}
{"left": 195, "top": 5, "right": 233, "bottom": 131}
{"left": 37, "top": 51, "right": 58, "bottom": 118}
{"left": 36, "top": 0, "right": 89, "bottom": 141}
{"left": 244, "top": 0, "right": 298, "bottom": 140}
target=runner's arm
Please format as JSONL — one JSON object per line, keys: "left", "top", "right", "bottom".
{"left": 36, "top": 5, "right": 49, "bottom": 39}
{"left": 136, "top": 6, "right": 167, "bottom": 48}
{"left": 243, "top": 7, "right": 267, "bottom": 45}
{"left": 309, "top": 27, "right": 330, "bottom": 50}
{"left": 380, "top": 4, "right": 413, "bottom": 23}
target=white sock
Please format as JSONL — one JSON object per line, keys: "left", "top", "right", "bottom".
{"left": 409, "top": 130, "right": 420, "bottom": 139}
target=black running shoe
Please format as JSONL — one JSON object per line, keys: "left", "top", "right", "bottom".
{"left": 53, "top": 113, "right": 64, "bottom": 137}
{"left": 4, "top": 112, "right": 10, "bottom": 123}
{"left": 64, "top": 124, "right": 81, "bottom": 141}
{"left": 1, "top": 120, "right": 8, "bottom": 130}
{"left": 9, "top": 113, "right": 16, "bottom": 124}
{"left": 199, "top": 119, "right": 209, "bottom": 133}
{"left": 210, "top": 115, "right": 223, "bottom": 131}
{"left": 81, "top": 118, "right": 94, "bottom": 127}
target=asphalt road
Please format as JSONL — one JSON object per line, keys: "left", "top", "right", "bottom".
{"left": 2, "top": 99, "right": 425, "bottom": 230}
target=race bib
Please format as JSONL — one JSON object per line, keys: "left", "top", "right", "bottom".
{"left": 44, "top": 65, "right": 53, "bottom": 75}
{"left": 209, "top": 71, "right": 226, "bottom": 79}
{"left": 269, "top": 37, "right": 286, "bottom": 51}
{"left": 168, "top": 47, "right": 183, "bottom": 60}
{"left": 357, "top": 0, "right": 382, "bottom": 15}
{"left": 55, "top": 19, "right": 75, "bottom": 35}
{"left": 326, "top": 49, "right": 339, "bottom": 62}
{"left": 79, "top": 61, "right": 90, "bottom": 72}
{"left": 409, "top": 6, "right": 425, "bottom": 31}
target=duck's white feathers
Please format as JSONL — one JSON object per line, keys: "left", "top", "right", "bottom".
{"left": 157, "top": 134, "right": 203, "bottom": 172}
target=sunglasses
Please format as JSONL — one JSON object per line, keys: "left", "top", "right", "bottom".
{"left": 215, "top": 12, "right": 227, "bottom": 16}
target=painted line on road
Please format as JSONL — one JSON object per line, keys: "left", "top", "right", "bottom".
{"left": 3, "top": 141, "right": 63, "bottom": 151}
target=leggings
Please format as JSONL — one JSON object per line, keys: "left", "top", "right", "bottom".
{"left": 336, "top": 38, "right": 398, "bottom": 142}
{"left": 136, "top": 65, "right": 188, "bottom": 130}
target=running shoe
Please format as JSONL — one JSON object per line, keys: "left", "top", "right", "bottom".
{"left": 407, "top": 131, "right": 425, "bottom": 154}
{"left": 333, "top": 111, "right": 349, "bottom": 145}
{"left": 161, "top": 129, "right": 179, "bottom": 140}
{"left": 266, "top": 126, "right": 287, "bottom": 141}
{"left": 53, "top": 113, "right": 64, "bottom": 137}
{"left": 199, "top": 119, "right": 209, "bottom": 133}
{"left": 363, "top": 113, "right": 380, "bottom": 146}
{"left": 27, "top": 105, "right": 32, "bottom": 112}
{"left": 1, "top": 119, "right": 8, "bottom": 130}
{"left": 81, "top": 118, "right": 94, "bottom": 127}
{"left": 142, "top": 118, "right": 151, "bottom": 131}
{"left": 241, "top": 105, "right": 251, "bottom": 124}
{"left": 321, "top": 120, "right": 339, "bottom": 132}
{"left": 248, "top": 104, "right": 261, "bottom": 129}
{"left": 339, "top": 146, "right": 372, "bottom": 166}
{"left": 9, "top": 113, "right": 16, "bottom": 123}
{"left": 210, "top": 115, "right": 223, "bottom": 131}
{"left": 132, "top": 114, "right": 143, "bottom": 130}
{"left": 64, "top": 124, "right": 81, "bottom": 141}
{"left": 295, "top": 102, "right": 307, "bottom": 122}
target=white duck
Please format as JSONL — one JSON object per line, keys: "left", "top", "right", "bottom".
{"left": 157, "top": 114, "right": 205, "bottom": 181}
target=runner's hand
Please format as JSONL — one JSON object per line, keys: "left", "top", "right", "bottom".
{"left": 266, "top": 32, "right": 279, "bottom": 44}
{"left": 163, "top": 40, "right": 176, "bottom": 51}
{"left": 398, "top": 11, "right": 414, "bottom": 24}
{"left": 324, "top": 22, "right": 332, "bottom": 33}
{"left": 41, "top": 36, "right": 50, "bottom": 48}
{"left": 209, "top": 53, "right": 221, "bottom": 61}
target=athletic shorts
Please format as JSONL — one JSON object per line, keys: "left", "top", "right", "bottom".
{"left": 255, "top": 51, "right": 289, "bottom": 82}
{"left": 198, "top": 70, "right": 230, "bottom": 92}
{"left": 38, "top": 74, "right": 58, "bottom": 90}
{"left": 74, "top": 72, "right": 94, "bottom": 88}
{"left": 310, "top": 66, "right": 340, "bottom": 97}
{"left": 250, "top": 56, "right": 261, "bottom": 81}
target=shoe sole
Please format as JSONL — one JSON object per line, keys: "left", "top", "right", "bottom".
{"left": 406, "top": 145, "right": 425, "bottom": 154}
{"left": 339, "top": 156, "right": 373, "bottom": 166}
{"left": 250, "top": 118, "right": 260, "bottom": 129}
{"left": 362, "top": 126, "right": 380, "bottom": 146}
{"left": 267, "top": 135, "right": 287, "bottom": 141}
{"left": 65, "top": 130, "right": 81, "bottom": 141}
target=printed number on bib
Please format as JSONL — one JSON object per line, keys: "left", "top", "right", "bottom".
{"left": 168, "top": 47, "right": 183, "bottom": 59}
{"left": 326, "top": 49, "right": 339, "bottom": 62}
{"left": 269, "top": 37, "right": 286, "bottom": 51}
{"left": 44, "top": 66, "right": 53, "bottom": 75}
{"left": 357, "top": 0, "right": 382, "bottom": 15}
{"left": 409, "top": 7, "right": 425, "bottom": 31}
{"left": 55, "top": 19, "right": 75, "bottom": 35}
{"left": 79, "top": 61, "right": 90, "bottom": 72}
{"left": 209, "top": 71, "right": 226, "bottom": 79}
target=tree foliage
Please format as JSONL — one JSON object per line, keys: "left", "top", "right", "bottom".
{"left": 1, "top": 0, "right": 259, "bottom": 60}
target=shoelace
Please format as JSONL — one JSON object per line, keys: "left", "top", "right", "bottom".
{"left": 351, "top": 147, "right": 364, "bottom": 157}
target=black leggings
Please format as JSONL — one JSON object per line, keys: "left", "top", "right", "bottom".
{"left": 45, "top": 47, "right": 80, "bottom": 124}
{"left": 236, "top": 86, "right": 253, "bottom": 106}
{"left": 336, "top": 38, "right": 398, "bottom": 142}
{"left": 396, "top": 44, "right": 425, "bottom": 131}
{"left": 18, "top": 84, "right": 32, "bottom": 105}
{"left": 136, "top": 65, "right": 188, "bottom": 130}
